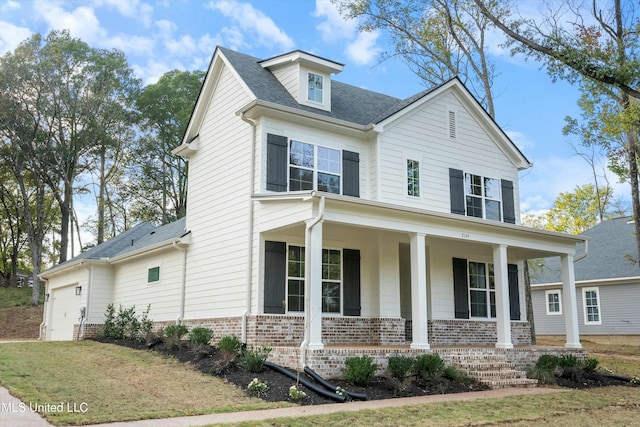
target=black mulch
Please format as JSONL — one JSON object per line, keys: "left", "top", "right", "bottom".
{"left": 95, "top": 338, "right": 634, "bottom": 406}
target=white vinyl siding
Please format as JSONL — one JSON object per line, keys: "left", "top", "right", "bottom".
{"left": 181, "top": 63, "right": 254, "bottom": 318}
{"left": 376, "top": 91, "right": 519, "bottom": 215}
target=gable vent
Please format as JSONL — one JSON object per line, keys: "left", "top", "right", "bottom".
{"left": 448, "top": 110, "right": 456, "bottom": 139}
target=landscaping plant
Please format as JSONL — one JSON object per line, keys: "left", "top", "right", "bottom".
{"left": 413, "top": 354, "right": 446, "bottom": 380}
{"left": 343, "top": 355, "right": 377, "bottom": 386}
{"left": 189, "top": 327, "right": 214, "bottom": 345}
{"left": 241, "top": 346, "right": 272, "bottom": 373}
{"left": 217, "top": 335, "right": 243, "bottom": 355}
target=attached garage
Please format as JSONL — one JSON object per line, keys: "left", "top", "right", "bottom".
{"left": 48, "top": 284, "right": 83, "bottom": 341}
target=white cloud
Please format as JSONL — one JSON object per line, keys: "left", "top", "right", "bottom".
{"left": 506, "top": 130, "right": 535, "bottom": 151}
{"left": 1, "top": 0, "right": 20, "bottom": 12}
{"left": 206, "top": 0, "right": 294, "bottom": 50}
{"left": 93, "top": 0, "right": 154, "bottom": 27}
{"left": 314, "top": 0, "right": 356, "bottom": 43}
{"left": 35, "top": 3, "right": 107, "bottom": 46}
{"left": 165, "top": 34, "right": 197, "bottom": 57}
{"left": 345, "top": 30, "right": 382, "bottom": 65}
{"left": 0, "top": 21, "right": 32, "bottom": 55}
{"left": 108, "top": 34, "right": 155, "bottom": 56}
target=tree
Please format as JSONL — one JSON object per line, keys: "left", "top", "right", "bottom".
{"left": 131, "top": 70, "right": 204, "bottom": 224}
{"left": 473, "top": 0, "right": 640, "bottom": 264}
{"left": 334, "top": 0, "right": 510, "bottom": 118}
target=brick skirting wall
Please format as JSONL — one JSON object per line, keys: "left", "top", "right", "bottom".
{"left": 406, "top": 319, "right": 533, "bottom": 346}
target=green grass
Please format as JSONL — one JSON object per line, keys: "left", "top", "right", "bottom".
{"left": 216, "top": 387, "right": 640, "bottom": 427}
{"left": 0, "top": 286, "right": 43, "bottom": 307}
{"left": 0, "top": 341, "right": 288, "bottom": 425}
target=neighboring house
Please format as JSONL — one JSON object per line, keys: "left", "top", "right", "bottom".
{"left": 531, "top": 216, "right": 640, "bottom": 345}
{"left": 41, "top": 47, "right": 587, "bottom": 374}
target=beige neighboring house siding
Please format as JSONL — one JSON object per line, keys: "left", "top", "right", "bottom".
{"left": 181, "top": 59, "right": 254, "bottom": 320}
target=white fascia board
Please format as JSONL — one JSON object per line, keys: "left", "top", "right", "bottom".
{"left": 39, "top": 259, "right": 109, "bottom": 280}
{"left": 531, "top": 276, "right": 640, "bottom": 289}
{"left": 109, "top": 234, "right": 191, "bottom": 264}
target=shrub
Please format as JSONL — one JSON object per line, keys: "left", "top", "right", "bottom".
{"left": 343, "top": 355, "right": 377, "bottom": 386}
{"left": 443, "top": 366, "right": 471, "bottom": 383}
{"left": 289, "top": 384, "right": 307, "bottom": 401}
{"left": 387, "top": 356, "right": 415, "bottom": 381}
{"left": 241, "top": 346, "right": 271, "bottom": 373}
{"left": 247, "top": 378, "right": 268, "bottom": 394}
{"left": 526, "top": 365, "right": 556, "bottom": 384}
{"left": 536, "top": 354, "right": 561, "bottom": 370}
{"left": 102, "top": 303, "right": 152, "bottom": 341}
{"left": 164, "top": 323, "right": 189, "bottom": 339}
{"left": 583, "top": 357, "right": 599, "bottom": 372}
{"left": 189, "top": 327, "right": 214, "bottom": 346}
{"left": 413, "top": 354, "right": 445, "bottom": 379}
{"left": 217, "top": 335, "right": 243, "bottom": 355}
{"left": 558, "top": 354, "right": 580, "bottom": 368}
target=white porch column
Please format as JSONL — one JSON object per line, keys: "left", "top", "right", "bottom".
{"left": 561, "top": 254, "right": 582, "bottom": 349}
{"left": 492, "top": 244, "right": 513, "bottom": 349}
{"left": 410, "top": 232, "right": 429, "bottom": 349}
{"left": 305, "top": 219, "right": 324, "bottom": 350}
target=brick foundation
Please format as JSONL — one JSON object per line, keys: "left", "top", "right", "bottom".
{"left": 406, "top": 319, "right": 533, "bottom": 346}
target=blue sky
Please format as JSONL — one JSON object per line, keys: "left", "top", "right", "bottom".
{"left": 0, "top": 0, "right": 630, "bottom": 220}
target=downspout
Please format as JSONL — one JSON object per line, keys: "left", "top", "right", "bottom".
{"left": 240, "top": 111, "right": 257, "bottom": 343}
{"left": 38, "top": 280, "right": 48, "bottom": 341}
{"left": 300, "top": 195, "right": 325, "bottom": 369}
{"left": 173, "top": 240, "right": 187, "bottom": 324}
{"left": 78, "top": 264, "right": 93, "bottom": 340}
{"left": 574, "top": 238, "right": 589, "bottom": 262}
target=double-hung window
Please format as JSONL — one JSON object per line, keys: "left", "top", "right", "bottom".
{"left": 465, "top": 173, "right": 502, "bottom": 221}
{"left": 545, "top": 290, "right": 562, "bottom": 315}
{"left": 289, "top": 141, "right": 341, "bottom": 193}
{"left": 583, "top": 287, "right": 601, "bottom": 324}
{"left": 286, "top": 246, "right": 342, "bottom": 313}
{"left": 407, "top": 159, "right": 420, "bottom": 197}
{"left": 308, "top": 73, "right": 323, "bottom": 103}
{"left": 468, "top": 261, "right": 495, "bottom": 318}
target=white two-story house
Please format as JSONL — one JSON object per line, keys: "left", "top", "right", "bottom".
{"left": 41, "top": 47, "right": 586, "bottom": 376}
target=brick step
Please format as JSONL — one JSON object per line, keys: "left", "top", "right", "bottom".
{"left": 480, "top": 378, "right": 539, "bottom": 389}
{"left": 456, "top": 362, "right": 516, "bottom": 371}
{"left": 467, "top": 369, "right": 528, "bottom": 380}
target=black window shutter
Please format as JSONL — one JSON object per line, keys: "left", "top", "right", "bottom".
{"left": 264, "top": 241, "right": 286, "bottom": 314}
{"left": 266, "top": 134, "right": 288, "bottom": 192}
{"left": 449, "top": 168, "right": 465, "bottom": 215}
{"left": 342, "top": 150, "right": 360, "bottom": 197}
{"left": 342, "top": 249, "right": 361, "bottom": 316}
{"left": 502, "top": 179, "right": 516, "bottom": 224}
{"left": 508, "top": 263, "right": 520, "bottom": 320}
{"left": 452, "top": 257, "right": 469, "bottom": 319}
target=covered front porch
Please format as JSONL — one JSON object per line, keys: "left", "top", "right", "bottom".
{"left": 254, "top": 193, "right": 587, "bottom": 373}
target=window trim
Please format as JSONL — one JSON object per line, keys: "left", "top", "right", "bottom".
{"left": 147, "top": 266, "right": 160, "bottom": 284}
{"left": 464, "top": 172, "right": 502, "bottom": 221}
{"left": 288, "top": 139, "right": 342, "bottom": 194}
{"left": 406, "top": 158, "right": 420, "bottom": 198}
{"left": 582, "top": 287, "right": 602, "bottom": 325}
{"left": 467, "top": 260, "right": 496, "bottom": 319}
{"left": 545, "top": 290, "right": 562, "bottom": 315}
{"left": 285, "top": 245, "right": 343, "bottom": 315}
{"left": 307, "top": 72, "right": 323, "bottom": 104}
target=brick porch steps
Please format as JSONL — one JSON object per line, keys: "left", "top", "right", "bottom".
{"left": 442, "top": 351, "right": 538, "bottom": 389}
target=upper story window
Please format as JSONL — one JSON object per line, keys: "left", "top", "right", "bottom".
{"left": 308, "top": 73, "right": 323, "bottom": 103}
{"left": 289, "top": 140, "right": 340, "bottom": 193}
{"left": 147, "top": 266, "right": 160, "bottom": 283}
{"left": 407, "top": 159, "right": 420, "bottom": 197}
{"left": 465, "top": 173, "right": 501, "bottom": 221}
{"left": 545, "top": 290, "right": 562, "bottom": 315}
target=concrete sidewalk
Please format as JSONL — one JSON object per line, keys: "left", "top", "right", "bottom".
{"left": 0, "top": 386, "right": 567, "bottom": 427}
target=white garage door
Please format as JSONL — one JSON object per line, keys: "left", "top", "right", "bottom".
{"left": 50, "top": 285, "right": 82, "bottom": 341}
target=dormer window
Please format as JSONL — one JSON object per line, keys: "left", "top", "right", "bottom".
{"left": 308, "top": 73, "right": 323, "bottom": 103}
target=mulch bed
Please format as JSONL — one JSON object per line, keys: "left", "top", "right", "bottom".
{"left": 95, "top": 337, "right": 634, "bottom": 405}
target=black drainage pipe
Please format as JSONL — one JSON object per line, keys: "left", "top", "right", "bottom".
{"left": 304, "top": 366, "right": 368, "bottom": 401}
{"left": 264, "top": 361, "right": 347, "bottom": 403}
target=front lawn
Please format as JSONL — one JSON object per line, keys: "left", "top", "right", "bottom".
{"left": 0, "top": 341, "right": 287, "bottom": 425}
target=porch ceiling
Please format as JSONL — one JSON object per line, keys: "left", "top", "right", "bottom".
{"left": 254, "top": 192, "right": 586, "bottom": 260}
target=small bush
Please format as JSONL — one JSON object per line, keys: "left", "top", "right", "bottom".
{"left": 443, "top": 366, "right": 471, "bottom": 383}
{"left": 583, "top": 357, "right": 599, "bottom": 372}
{"left": 189, "top": 327, "right": 214, "bottom": 346}
{"left": 241, "top": 346, "right": 271, "bottom": 373}
{"left": 536, "top": 354, "right": 561, "bottom": 370}
{"left": 387, "top": 356, "right": 415, "bottom": 381}
{"left": 526, "top": 365, "right": 556, "bottom": 384}
{"left": 413, "top": 354, "right": 445, "bottom": 379}
{"left": 164, "top": 323, "right": 189, "bottom": 339}
{"left": 218, "top": 335, "right": 243, "bottom": 355}
{"left": 558, "top": 354, "right": 580, "bottom": 368}
{"left": 102, "top": 303, "right": 152, "bottom": 341}
{"left": 247, "top": 378, "right": 268, "bottom": 394}
{"left": 343, "top": 355, "right": 377, "bottom": 386}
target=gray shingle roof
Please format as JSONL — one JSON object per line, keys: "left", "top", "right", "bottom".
{"left": 49, "top": 218, "right": 187, "bottom": 269}
{"left": 219, "top": 47, "right": 413, "bottom": 126}
{"left": 531, "top": 217, "right": 639, "bottom": 284}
